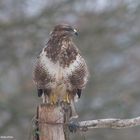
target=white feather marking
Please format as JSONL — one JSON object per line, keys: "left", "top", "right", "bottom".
{"left": 64, "top": 54, "right": 81, "bottom": 76}
{"left": 42, "top": 93, "right": 49, "bottom": 103}
{"left": 40, "top": 49, "right": 82, "bottom": 80}
{"left": 39, "top": 49, "right": 85, "bottom": 94}
{"left": 40, "top": 49, "right": 60, "bottom": 78}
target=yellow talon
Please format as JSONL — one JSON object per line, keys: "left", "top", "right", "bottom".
{"left": 50, "top": 94, "right": 57, "bottom": 104}
{"left": 53, "top": 94, "right": 57, "bottom": 104}
{"left": 49, "top": 92, "right": 71, "bottom": 104}
{"left": 63, "top": 93, "right": 70, "bottom": 103}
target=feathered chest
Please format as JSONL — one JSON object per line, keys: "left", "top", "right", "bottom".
{"left": 39, "top": 48, "right": 82, "bottom": 81}
{"left": 44, "top": 39, "right": 78, "bottom": 68}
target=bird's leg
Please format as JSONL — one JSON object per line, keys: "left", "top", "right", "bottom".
{"left": 42, "top": 89, "right": 51, "bottom": 103}
{"left": 42, "top": 93, "right": 48, "bottom": 103}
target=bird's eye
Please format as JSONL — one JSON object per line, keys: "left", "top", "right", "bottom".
{"left": 64, "top": 27, "right": 73, "bottom": 32}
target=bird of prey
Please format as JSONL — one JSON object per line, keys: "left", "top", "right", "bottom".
{"left": 33, "top": 24, "right": 89, "bottom": 118}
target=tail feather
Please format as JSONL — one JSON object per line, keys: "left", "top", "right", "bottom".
{"left": 70, "top": 100, "right": 78, "bottom": 119}
{"left": 77, "top": 89, "right": 82, "bottom": 98}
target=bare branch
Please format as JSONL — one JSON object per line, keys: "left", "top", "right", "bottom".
{"left": 76, "top": 117, "right": 140, "bottom": 131}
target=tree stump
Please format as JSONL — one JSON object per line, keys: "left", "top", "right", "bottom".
{"left": 33, "top": 103, "right": 71, "bottom": 140}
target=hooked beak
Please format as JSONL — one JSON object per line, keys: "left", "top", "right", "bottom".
{"left": 73, "top": 28, "right": 78, "bottom": 36}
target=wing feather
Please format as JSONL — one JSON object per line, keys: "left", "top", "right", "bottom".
{"left": 33, "top": 57, "right": 54, "bottom": 89}
{"left": 67, "top": 55, "right": 88, "bottom": 89}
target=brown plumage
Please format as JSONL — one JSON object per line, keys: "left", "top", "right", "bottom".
{"left": 33, "top": 24, "right": 89, "bottom": 118}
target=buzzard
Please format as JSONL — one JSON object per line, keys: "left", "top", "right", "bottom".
{"left": 33, "top": 24, "right": 89, "bottom": 118}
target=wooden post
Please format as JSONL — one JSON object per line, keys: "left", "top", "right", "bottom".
{"left": 33, "top": 103, "right": 71, "bottom": 140}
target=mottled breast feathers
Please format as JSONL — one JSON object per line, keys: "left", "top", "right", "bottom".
{"left": 33, "top": 24, "right": 89, "bottom": 105}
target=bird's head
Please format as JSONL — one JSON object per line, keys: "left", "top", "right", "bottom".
{"left": 51, "top": 24, "right": 78, "bottom": 38}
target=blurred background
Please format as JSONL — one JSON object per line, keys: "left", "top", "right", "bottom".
{"left": 1, "top": 0, "right": 140, "bottom": 140}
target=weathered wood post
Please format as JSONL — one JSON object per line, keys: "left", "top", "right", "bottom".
{"left": 33, "top": 103, "right": 71, "bottom": 140}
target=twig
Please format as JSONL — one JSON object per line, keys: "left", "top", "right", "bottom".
{"left": 32, "top": 116, "right": 140, "bottom": 133}
{"left": 77, "top": 116, "right": 140, "bottom": 131}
